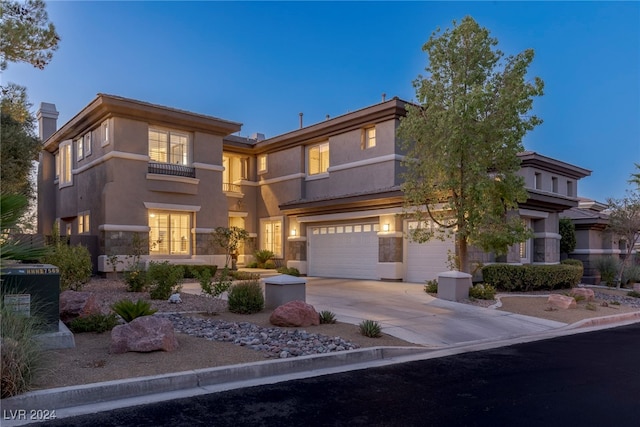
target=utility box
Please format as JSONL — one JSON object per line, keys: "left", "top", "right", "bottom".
{"left": 263, "top": 274, "right": 307, "bottom": 309}
{"left": 1, "top": 264, "right": 61, "bottom": 332}
{"left": 437, "top": 271, "right": 472, "bottom": 302}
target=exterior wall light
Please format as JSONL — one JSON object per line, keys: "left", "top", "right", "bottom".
{"left": 291, "top": 228, "right": 297, "bottom": 236}
{"left": 382, "top": 223, "right": 390, "bottom": 232}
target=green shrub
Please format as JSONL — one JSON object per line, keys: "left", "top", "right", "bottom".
{"left": 246, "top": 261, "right": 259, "bottom": 268}
{"left": 319, "top": 310, "right": 337, "bottom": 324}
{"left": 627, "top": 290, "right": 640, "bottom": 298}
{"left": 469, "top": 284, "right": 497, "bottom": 300}
{"left": 561, "top": 258, "right": 583, "bottom": 268}
{"left": 68, "top": 313, "right": 119, "bottom": 333}
{"left": 559, "top": 217, "right": 577, "bottom": 255}
{"left": 264, "top": 260, "right": 277, "bottom": 269}
{"left": 254, "top": 249, "right": 275, "bottom": 264}
{"left": 43, "top": 243, "right": 92, "bottom": 291}
{"left": 593, "top": 256, "right": 620, "bottom": 286}
{"left": 124, "top": 268, "right": 147, "bottom": 292}
{"left": 481, "top": 263, "right": 582, "bottom": 292}
{"left": 0, "top": 305, "right": 43, "bottom": 398}
{"left": 359, "top": 319, "right": 382, "bottom": 338}
{"left": 147, "top": 261, "right": 184, "bottom": 300}
{"left": 111, "top": 299, "right": 157, "bottom": 322}
{"left": 198, "top": 267, "right": 232, "bottom": 298}
{"left": 621, "top": 264, "right": 640, "bottom": 285}
{"left": 229, "top": 270, "right": 260, "bottom": 281}
{"left": 276, "top": 266, "right": 301, "bottom": 276}
{"left": 424, "top": 279, "right": 438, "bottom": 293}
{"left": 181, "top": 265, "right": 217, "bottom": 279}
{"left": 227, "top": 280, "right": 264, "bottom": 314}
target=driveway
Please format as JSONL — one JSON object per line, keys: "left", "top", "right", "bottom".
{"left": 305, "top": 277, "right": 566, "bottom": 347}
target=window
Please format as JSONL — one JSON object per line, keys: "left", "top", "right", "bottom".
{"left": 101, "top": 120, "right": 110, "bottom": 147}
{"left": 567, "top": 181, "right": 574, "bottom": 197}
{"left": 84, "top": 132, "right": 92, "bottom": 156}
{"left": 149, "top": 211, "right": 191, "bottom": 255}
{"left": 363, "top": 127, "right": 376, "bottom": 149}
{"left": 59, "top": 142, "right": 72, "bottom": 186}
{"left": 307, "top": 142, "right": 329, "bottom": 175}
{"left": 76, "top": 138, "right": 83, "bottom": 161}
{"left": 78, "top": 211, "right": 90, "bottom": 234}
{"left": 258, "top": 154, "right": 268, "bottom": 174}
{"left": 149, "top": 128, "right": 189, "bottom": 165}
{"left": 552, "top": 177, "right": 558, "bottom": 193}
{"left": 261, "top": 219, "right": 282, "bottom": 257}
{"left": 223, "top": 155, "right": 247, "bottom": 192}
{"left": 54, "top": 152, "right": 60, "bottom": 180}
{"left": 534, "top": 172, "right": 542, "bottom": 190}
{"left": 520, "top": 219, "right": 532, "bottom": 263}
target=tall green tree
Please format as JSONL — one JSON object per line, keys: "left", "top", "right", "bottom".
{"left": 0, "top": 0, "right": 60, "bottom": 70}
{"left": 397, "top": 16, "right": 544, "bottom": 273}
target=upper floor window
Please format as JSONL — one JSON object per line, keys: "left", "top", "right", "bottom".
{"left": 308, "top": 142, "right": 329, "bottom": 176}
{"left": 567, "top": 181, "right": 574, "bottom": 197}
{"left": 84, "top": 132, "right": 92, "bottom": 156}
{"left": 534, "top": 172, "right": 542, "bottom": 190}
{"left": 363, "top": 127, "right": 376, "bottom": 149}
{"left": 101, "top": 120, "right": 110, "bottom": 147}
{"left": 223, "top": 154, "right": 247, "bottom": 192}
{"left": 76, "top": 138, "right": 83, "bottom": 161}
{"left": 258, "top": 154, "right": 268, "bottom": 174}
{"left": 552, "top": 176, "right": 558, "bottom": 193}
{"left": 59, "top": 141, "right": 73, "bottom": 187}
{"left": 149, "top": 128, "right": 189, "bottom": 165}
{"left": 54, "top": 152, "right": 60, "bottom": 181}
{"left": 78, "top": 211, "right": 90, "bottom": 234}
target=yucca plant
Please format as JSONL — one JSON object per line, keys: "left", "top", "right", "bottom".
{"left": 111, "top": 299, "right": 157, "bottom": 323}
{"left": 319, "top": 310, "right": 337, "bottom": 324}
{"left": 359, "top": 319, "right": 382, "bottom": 338}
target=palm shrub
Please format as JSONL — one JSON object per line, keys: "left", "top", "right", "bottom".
{"left": 227, "top": 280, "right": 264, "bottom": 314}
{"left": 359, "top": 319, "right": 382, "bottom": 338}
{"left": 254, "top": 249, "right": 275, "bottom": 267}
{"left": 69, "top": 313, "right": 119, "bottom": 333}
{"left": 319, "top": 310, "right": 337, "bottom": 324}
{"left": 111, "top": 299, "right": 157, "bottom": 322}
{"left": 147, "top": 261, "right": 184, "bottom": 300}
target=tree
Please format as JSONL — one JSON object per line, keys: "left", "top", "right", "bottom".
{"left": 397, "top": 16, "right": 544, "bottom": 273}
{"left": 629, "top": 163, "right": 640, "bottom": 189}
{"left": 0, "top": 0, "right": 60, "bottom": 70}
{"left": 606, "top": 191, "right": 640, "bottom": 288}
{"left": 210, "top": 226, "right": 250, "bottom": 269}
{"left": 559, "top": 217, "right": 577, "bottom": 256}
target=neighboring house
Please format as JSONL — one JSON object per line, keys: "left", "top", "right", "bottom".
{"left": 37, "top": 94, "right": 591, "bottom": 282}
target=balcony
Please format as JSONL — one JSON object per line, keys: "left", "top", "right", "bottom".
{"left": 223, "top": 182, "right": 242, "bottom": 193}
{"left": 148, "top": 162, "right": 196, "bottom": 178}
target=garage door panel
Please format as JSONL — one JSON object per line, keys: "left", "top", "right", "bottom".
{"left": 404, "top": 221, "right": 455, "bottom": 283}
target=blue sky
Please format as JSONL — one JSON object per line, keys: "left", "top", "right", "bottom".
{"left": 4, "top": 1, "right": 639, "bottom": 202}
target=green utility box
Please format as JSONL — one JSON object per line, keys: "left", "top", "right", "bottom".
{"left": 1, "top": 264, "right": 61, "bottom": 332}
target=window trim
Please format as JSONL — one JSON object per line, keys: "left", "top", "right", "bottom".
{"left": 362, "top": 126, "right": 376, "bottom": 149}
{"left": 101, "top": 120, "right": 110, "bottom": 147}
{"left": 258, "top": 154, "right": 268, "bottom": 174}
{"left": 59, "top": 141, "right": 73, "bottom": 188}
{"left": 84, "top": 132, "right": 92, "bottom": 156}
{"left": 148, "top": 127, "right": 191, "bottom": 166}
{"left": 148, "top": 210, "right": 193, "bottom": 256}
{"left": 76, "top": 138, "right": 83, "bottom": 161}
{"left": 306, "top": 142, "right": 330, "bottom": 177}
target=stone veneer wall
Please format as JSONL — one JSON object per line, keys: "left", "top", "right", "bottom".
{"left": 378, "top": 237, "right": 403, "bottom": 262}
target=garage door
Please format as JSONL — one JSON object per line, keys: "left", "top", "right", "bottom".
{"left": 404, "top": 220, "right": 455, "bottom": 283}
{"left": 308, "top": 223, "right": 379, "bottom": 279}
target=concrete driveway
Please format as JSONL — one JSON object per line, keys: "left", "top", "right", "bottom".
{"left": 305, "top": 277, "right": 566, "bottom": 348}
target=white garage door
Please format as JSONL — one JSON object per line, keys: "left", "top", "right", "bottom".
{"left": 308, "top": 223, "right": 379, "bottom": 279}
{"left": 404, "top": 220, "right": 455, "bottom": 283}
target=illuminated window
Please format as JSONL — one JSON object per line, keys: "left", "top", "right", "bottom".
{"left": 54, "top": 152, "right": 60, "bottom": 180}
{"left": 76, "top": 138, "right": 83, "bottom": 160}
{"left": 364, "top": 127, "right": 376, "bottom": 148}
{"left": 149, "top": 128, "right": 189, "bottom": 165}
{"left": 261, "top": 218, "right": 282, "bottom": 257}
{"left": 84, "top": 132, "right": 92, "bottom": 156}
{"left": 308, "top": 142, "right": 329, "bottom": 175}
{"left": 149, "top": 211, "right": 191, "bottom": 255}
{"left": 59, "top": 142, "right": 72, "bottom": 187}
{"left": 78, "top": 211, "right": 90, "bottom": 234}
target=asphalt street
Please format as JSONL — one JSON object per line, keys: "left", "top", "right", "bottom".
{"left": 26, "top": 322, "right": 640, "bottom": 427}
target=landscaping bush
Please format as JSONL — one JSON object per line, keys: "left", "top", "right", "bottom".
{"left": 424, "top": 279, "right": 438, "bottom": 294}
{"left": 0, "top": 305, "right": 43, "bottom": 398}
{"left": 264, "top": 260, "right": 277, "bottom": 269}
{"left": 147, "top": 261, "right": 184, "bottom": 300}
{"left": 230, "top": 270, "right": 260, "bottom": 281}
{"left": 593, "top": 256, "right": 620, "bottom": 286}
{"left": 198, "top": 267, "right": 232, "bottom": 298}
{"left": 181, "top": 265, "right": 217, "bottom": 279}
{"left": 319, "top": 310, "right": 337, "bottom": 324}
{"left": 481, "top": 263, "right": 582, "bottom": 292}
{"left": 124, "top": 268, "right": 147, "bottom": 292}
{"left": 246, "top": 261, "right": 259, "bottom": 268}
{"left": 254, "top": 249, "right": 275, "bottom": 265}
{"left": 621, "top": 264, "right": 640, "bottom": 286}
{"left": 469, "top": 283, "right": 497, "bottom": 300}
{"left": 359, "top": 319, "right": 382, "bottom": 338}
{"left": 69, "top": 313, "right": 119, "bottom": 333}
{"left": 276, "top": 266, "right": 301, "bottom": 276}
{"left": 43, "top": 243, "right": 92, "bottom": 291}
{"left": 227, "top": 280, "right": 264, "bottom": 314}
{"left": 111, "top": 299, "right": 157, "bottom": 322}
{"left": 561, "top": 258, "right": 583, "bottom": 268}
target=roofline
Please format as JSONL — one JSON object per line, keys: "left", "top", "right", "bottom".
{"left": 518, "top": 151, "right": 591, "bottom": 179}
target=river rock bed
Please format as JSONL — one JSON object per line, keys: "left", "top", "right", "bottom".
{"left": 593, "top": 291, "right": 640, "bottom": 308}
{"left": 158, "top": 312, "right": 360, "bottom": 359}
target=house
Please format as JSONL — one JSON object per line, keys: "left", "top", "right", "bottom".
{"left": 37, "top": 94, "right": 591, "bottom": 282}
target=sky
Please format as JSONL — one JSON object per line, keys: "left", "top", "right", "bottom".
{"left": 3, "top": 1, "right": 639, "bottom": 202}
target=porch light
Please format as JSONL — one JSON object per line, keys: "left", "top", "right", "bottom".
{"left": 382, "top": 223, "right": 390, "bottom": 232}
{"left": 291, "top": 228, "right": 297, "bottom": 236}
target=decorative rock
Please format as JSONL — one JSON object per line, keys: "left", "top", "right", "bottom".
{"left": 59, "top": 290, "right": 100, "bottom": 323}
{"left": 548, "top": 294, "right": 577, "bottom": 309}
{"left": 110, "top": 316, "right": 179, "bottom": 354}
{"left": 569, "top": 288, "right": 595, "bottom": 301}
{"left": 168, "top": 293, "right": 182, "bottom": 304}
{"left": 269, "top": 301, "right": 320, "bottom": 327}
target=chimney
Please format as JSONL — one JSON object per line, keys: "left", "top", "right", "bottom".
{"left": 251, "top": 132, "right": 266, "bottom": 142}
{"left": 37, "top": 102, "right": 59, "bottom": 141}
{"left": 299, "top": 112, "right": 303, "bottom": 129}
{"left": 326, "top": 114, "right": 330, "bottom": 120}
{"left": 381, "top": 93, "right": 386, "bottom": 102}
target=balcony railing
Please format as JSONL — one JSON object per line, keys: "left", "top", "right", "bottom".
{"left": 223, "top": 182, "right": 242, "bottom": 193}
{"left": 148, "top": 162, "right": 196, "bottom": 178}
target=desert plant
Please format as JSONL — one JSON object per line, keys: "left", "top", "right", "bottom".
{"left": 42, "top": 225, "right": 92, "bottom": 291}
{"left": 124, "top": 268, "right": 147, "bottom": 292}
{"left": 319, "top": 310, "right": 337, "bottom": 324}
{"left": 621, "top": 264, "right": 640, "bottom": 286}
{"left": 627, "top": 290, "right": 640, "bottom": 298}
{"left": 229, "top": 270, "right": 260, "bottom": 281}
{"left": 68, "top": 313, "right": 119, "bottom": 333}
{"left": 276, "top": 266, "right": 301, "bottom": 276}
{"left": 469, "top": 284, "right": 497, "bottom": 300}
{"left": 1, "top": 193, "right": 51, "bottom": 266}
{"left": 227, "top": 280, "right": 264, "bottom": 314}
{"left": 198, "top": 267, "right": 232, "bottom": 298}
{"left": 111, "top": 299, "right": 157, "bottom": 323}
{"left": 254, "top": 249, "right": 275, "bottom": 265}
{"left": 147, "top": 261, "right": 184, "bottom": 300}
{"left": 424, "top": 279, "right": 438, "bottom": 293}
{"left": 264, "top": 259, "right": 277, "bottom": 269}
{"left": 593, "top": 256, "right": 620, "bottom": 286}
{"left": 359, "top": 319, "right": 382, "bottom": 338}
{"left": 246, "top": 261, "right": 259, "bottom": 268}
{"left": 585, "top": 302, "right": 597, "bottom": 311}
{"left": 0, "top": 304, "right": 43, "bottom": 398}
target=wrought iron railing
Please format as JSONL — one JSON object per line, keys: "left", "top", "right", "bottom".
{"left": 148, "top": 162, "right": 196, "bottom": 178}
{"left": 223, "top": 182, "right": 242, "bottom": 193}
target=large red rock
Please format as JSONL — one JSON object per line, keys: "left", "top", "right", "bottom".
{"left": 569, "top": 288, "right": 595, "bottom": 301}
{"left": 269, "top": 301, "right": 319, "bottom": 327}
{"left": 59, "top": 290, "right": 100, "bottom": 323}
{"left": 548, "top": 294, "right": 577, "bottom": 309}
{"left": 110, "top": 316, "right": 179, "bottom": 354}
